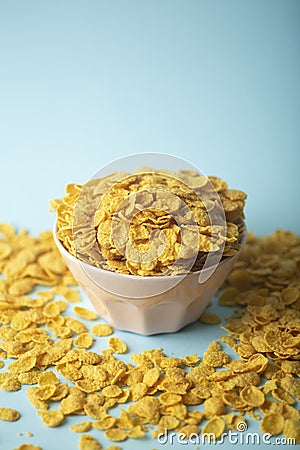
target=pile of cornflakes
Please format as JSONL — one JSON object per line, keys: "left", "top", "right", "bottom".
{"left": 50, "top": 169, "right": 247, "bottom": 275}
{"left": 0, "top": 223, "right": 300, "bottom": 450}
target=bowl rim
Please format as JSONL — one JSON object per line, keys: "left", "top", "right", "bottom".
{"left": 53, "top": 220, "right": 247, "bottom": 282}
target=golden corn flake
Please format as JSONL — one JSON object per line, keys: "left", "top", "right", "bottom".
{"left": 93, "top": 415, "right": 116, "bottom": 430}
{"left": 14, "top": 445, "right": 42, "bottom": 450}
{"left": 260, "top": 413, "right": 284, "bottom": 435}
{"left": 70, "top": 421, "right": 92, "bottom": 432}
{"left": 0, "top": 372, "right": 21, "bottom": 391}
{"left": 159, "top": 392, "right": 182, "bottom": 406}
{"left": 179, "top": 424, "right": 200, "bottom": 438}
{"left": 91, "top": 324, "right": 114, "bottom": 337}
{"left": 284, "top": 419, "right": 300, "bottom": 444}
{"left": 106, "top": 447, "right": 121, "bottom": 450}
{"left": 240, "top": 386, "right": 265, "bottom": 407}
{"left": 73, "top": 306, "right": 98, "bottom": 320}
{"left": 102, "top": 385, "right": 123, "bottom": 398}
{"left": 38, "top": 371, "right": 59, "bottom": 387}
{"left": 202, "top": 417, "right": 225, "bottom": 439}
{"left": 0, "top": 407, "right": 20, "bottom": 421}
{"left": 199, "top": 312, "right": 221, "bottom": 324}
{"left": 38, "top": 409, "right": 64, "bottom": 427}
{"left": 79, "top": 434, "right": 102, "bottom": 450}
{"left": 18, "top": 371, "right": 40, "bottom": 385}
{"left": 127, "top": 425, "right": 145, "bottom": 438}
{"left": 109, "top": 337, "right": 127, "bottom": 354}
{"left": 8, "top": 354, "right": 37, "bottom": 374}
{"left": 105, "top": 428, "right": 127, "bottom": 442}
{"left": 204, "top": 397, "right": 225, "bottom": 416}
{"left": 65, "top": 317, "right": 88, "bottom": 334}
{"left": 158, "top": 415, "right": 179, "bottom": 430}
{"left": 74, "top": 333, "right": 93, "bottom": 349}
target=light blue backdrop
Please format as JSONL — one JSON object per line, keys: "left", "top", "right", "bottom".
{"left": 0, "top": 2, "right": 299, "bottom": 450}
{"left": 0, "top": 0, "right": 299, "bottom": 235}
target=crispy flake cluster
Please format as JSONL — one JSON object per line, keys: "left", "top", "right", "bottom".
{"left": 50, "top": 169, "right": 246, "bottom": 275}
{"left": 0, "top": 224, "right": 299, "bottom": 449}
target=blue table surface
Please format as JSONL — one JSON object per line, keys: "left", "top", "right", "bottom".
{"left": 0, "top": 1, "right": 299, "bottom": 449}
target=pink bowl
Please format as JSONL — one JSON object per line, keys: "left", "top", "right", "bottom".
{"left": 53, "top": 222, "right": 246, "bottom": 335}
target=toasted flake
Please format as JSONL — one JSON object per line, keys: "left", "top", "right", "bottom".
{"left": 0, "top": 372, "right": 21, "bottom": 391}
{"left": 73, "top": 306, "right": 98, "bottom": 320}
{"left": 14, "top": 445, "right": 42, "bottom": 450}
{"left": 109, "top": 337, "right": 127, "bottom": 354}
{"left": 91, "top": 324, "right": 114, "bottom": 337}
{"left": 74, "top": 333, "right": 93, "bottom": 349}
{"left": 79, "top": 434, "right": 102, "bottom": 450}
{"left": 200, "top": 312, "right": 221, "bottom": 324}
{"left": 105, "top": 428, "right": 127, "bottom": 442}
{"left": 0, "top": 407, "right": 20, "bottom": 421}
{"left": 284, "top": 419, "right": 300, "bottom": 443}
{"left": 70, "top": 421, "right": 92, "bottom": 432}
{"left": 240, "top": 386, "right": 265, "bottom": 407}
{"left": 261, "top": 413, "right": 284, "bottom": 435}
{"left": 202, "top": 417, "right": 225, "bottom": 439}
{"left": 38, "top": 409, "right": 64, "bottom": 427}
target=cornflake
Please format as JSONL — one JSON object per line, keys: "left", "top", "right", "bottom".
{"left": 70, "top": 421, "right": 92, "bottom": 433}
{"left": 91, "top": 324, "right": 114, "bottom": 337}
{"left": 14, "top": 445, "right": 42, "bottom": 450}
{"left": 109, "top": 337, "right": 127, "bottom": 354}
{"left": 199, "top": 312, "right": 221, "bottom": 324}
{"left": 73, "top": 306, "right": 98, "bottom": 321}
{"left": 79, "top": 434, "right": 102, "bottom": 450}
{"left": 0, "top": 407, "right": 20, "bottom": 421}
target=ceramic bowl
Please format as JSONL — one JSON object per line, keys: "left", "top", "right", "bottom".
{"left": 53, "top": 222, "right": 246, "bottom": 335}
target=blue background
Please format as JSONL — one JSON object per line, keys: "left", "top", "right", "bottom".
{"left": 0, "top": 1, "right": 299, "bottom": 449}
{"left": 0, "top": 0, "right": 299, "bottom": 235}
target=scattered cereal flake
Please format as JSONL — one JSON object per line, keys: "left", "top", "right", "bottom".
{"left": 159, "top": 392, "right": 182, "bottom": 406}
{"left": 102, "top": 385, "right": 123, "bottom": 398}
{"left": 38, "top": 371, "right": 59, "bottom": 387}
{"left": 0, "top": 407, "right": 20, "bottom": 421}
{"left": 74, "top": 333, "right": 93, "bottom": 349}
{"left": 79, "top": 434, "right": 102, "bottom": 450}
{"left": 127, "top": 424, "right": 145, "bottom": 438}
{"left": 283, "top": 419, "right": 300, "bottom": 443}
{"left": 261, "top": 413, "right": 284, "bottom": 435}
{"left": 240, "top": 386, "right": 265, "bottom": 407}
{"left": 70, "top": 421, "right": 92, "bottom": 433}
{"left": 73, "top": 306, "right": 98, "bottom": 321}
{"left": 38, "top": 409, "right": 64, "bottom": 427}
{"left": 202, "top": 417, "right": 225, "bottom": 439}
{"left": 204, "top": 397, "right": 226, "bottom": 416}
{"left": 199, "top": 312, "right": 221, "bottom": 324}
{"left": 0, "top": 372, "right": 21, "bottom": 391}
{"left": 178, "top": 424, "right": 200, "bottom": 438}
{"left": 158, "top": 415, "right": 179, "bottom": 430}
{"left": 14, "top": 445, "right": 42, "bottom": 450}
{"left": 93, "top": 415, "right": 116, "bottom": 430}
{"left": 143, "top": 367, "right": 160, "bottom": 387}
{"left": 105, "top": 428, "right": 127, "bottom": 442}
{"left": 108, "top": 337, "right": 127, "bottom": 354}
{"left": 91, "top": 324, "right": 114, "bottom": 337}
